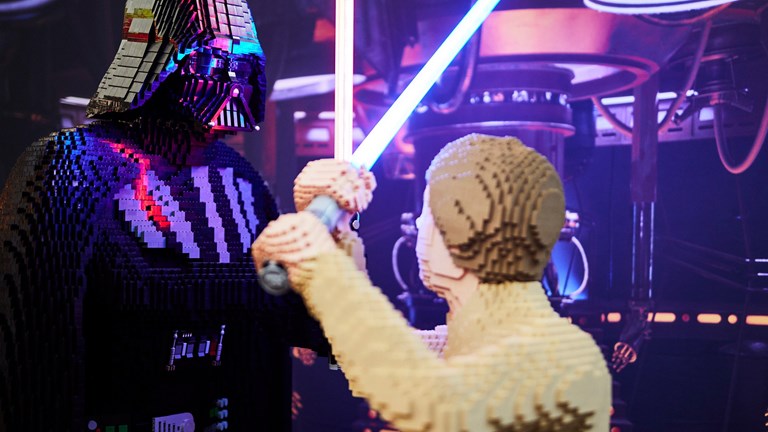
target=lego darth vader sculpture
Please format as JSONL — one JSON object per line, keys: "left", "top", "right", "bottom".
{"left": 0, "top": 1, "right": 326, "bottom": 431}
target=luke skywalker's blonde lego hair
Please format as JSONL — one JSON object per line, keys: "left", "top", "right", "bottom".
{"left": 426, "top": 134, "right": 565, "bottom": 282}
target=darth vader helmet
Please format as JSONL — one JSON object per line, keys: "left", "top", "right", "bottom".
{"left": 87, "top": 0, "right": 266, "bottom": 132}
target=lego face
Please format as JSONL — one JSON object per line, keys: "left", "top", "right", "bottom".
{"left": 416, "top": 187, "right": 478, "bottom": 319}
{"left": 173, "top": 44, "right": 265, "bottom": 131}
{"left": 169, "top": 0, "right": 267, "bottom": 132}
{"left": 424, "top": 135, "right": 566, "bottom": 282}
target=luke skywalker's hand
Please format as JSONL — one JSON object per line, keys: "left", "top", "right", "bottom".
{"left": 293, "top": 159, "right": 377, "bottom": 216}
{"left": 251, "top": 212, "right": 337, "bottom": 291}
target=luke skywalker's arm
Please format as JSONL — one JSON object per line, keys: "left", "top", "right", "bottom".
{"left": 296, "top": 249, "right": 473, "bottom": 431}
{"left": 295, "top": 249, "right": 609, "bottom": 432}
{"left": 251, "top": 159, "right": 609, "bottom": 431}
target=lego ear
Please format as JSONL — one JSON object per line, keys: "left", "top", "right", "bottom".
{"left": 531, "top": 186, "right": 565, "bottom": 251}
{"left": 430, "top": 173, "right": 493, "bottom": 251}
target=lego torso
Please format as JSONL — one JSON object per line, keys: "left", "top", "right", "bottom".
{"left": 0, "top": 122, "right": 321, "bottom": 432}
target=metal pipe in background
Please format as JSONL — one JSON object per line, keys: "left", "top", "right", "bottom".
{"left": 612, "top": 73, "right": 659, "bottom": 372}
{"left": 630, "top": 73, "right": 659, "bottom": 302}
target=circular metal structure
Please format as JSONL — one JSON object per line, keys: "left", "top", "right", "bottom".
{"left": 583, "top": 0, "right": 736, "bottom": 15}
{"left": 0, "top": 0, "right": 58, "bottom": 19}
{"left": 356, "top": 4, "right": 705, "bottom": 101}
{"left": 354, "top": 4, "right": 695, "bottom": 181}
{"left": 397, "top": 7, "right": 693, "bottom": 101}
{"left": 407, "top": 66, "right": 575, "bottom": 184}
{"left": 408, "top": 66, "right": 575, "bottom": 141}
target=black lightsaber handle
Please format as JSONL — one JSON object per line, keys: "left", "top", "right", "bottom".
{"left": 258, "top": 196, "right": 344, "bottom": 296}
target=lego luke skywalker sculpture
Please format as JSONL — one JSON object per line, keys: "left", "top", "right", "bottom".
{"left": 0, "top": 1, "right": 326, "bottom": 431}
{"left": 253, "top": 134, "right": 611, "bottom": 431}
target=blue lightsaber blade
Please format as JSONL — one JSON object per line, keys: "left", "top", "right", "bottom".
{"left": 350, "top": 0, "right": 501, "bottom": 169}
{"left": 259, "top": 0, "right": 500, "bottom": 295}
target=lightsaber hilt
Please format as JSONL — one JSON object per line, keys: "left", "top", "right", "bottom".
{"left": 258, "top": 195, "right": 344, "bottom": 296}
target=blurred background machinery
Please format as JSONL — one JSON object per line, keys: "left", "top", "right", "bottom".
{"left": 2, "top": 0, "right": 768, "bottom": 431}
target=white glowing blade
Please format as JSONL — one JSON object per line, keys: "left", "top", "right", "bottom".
{"left": 350, "top": 0, "right": 501, "bottom": 169}
{"left": 334, "top": 0, "right": 355, "bottom": 161}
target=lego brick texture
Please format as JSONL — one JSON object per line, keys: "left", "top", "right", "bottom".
{"left": 297, "top": 250, "right": 611, "bottom": 432}
{"left": 426, "top": 134, "right": 566, "bottom": 283}
{"left": 252, "top": 136, "right": 611, "bottom": 431}
{"left": 87, "top": 0, "right": 266, "bottom": 131}
{"left": 0, "top": 121, "right": 326, "bottom": 431}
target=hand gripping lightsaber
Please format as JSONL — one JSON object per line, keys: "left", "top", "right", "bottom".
{"left": 258, "top": 0, "right": 501, "bottom": 295}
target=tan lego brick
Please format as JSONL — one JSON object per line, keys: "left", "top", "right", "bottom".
{"left": 252, "top": 134, "right": 611, "bottom": 431}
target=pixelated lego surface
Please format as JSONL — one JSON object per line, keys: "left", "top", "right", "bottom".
{"left": 293, "top": 251, "right": 611, "bottom": 432}
{"left": 87, "top": 0, "right": 266, "bottom": 132}
{"left": 252, "top": 137, "right": 611, "bottom": 431}
{"left": 0, "top": 1, "right": 326, "bottom": 431}
{"left": 293, "top": 158, "right": 376, "bottom": 214}
{"left": 416, "top": 325, "right": 448, "bottom": 358}
{"left": 426, "top": 134, "right": 567, "bottom": 283}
